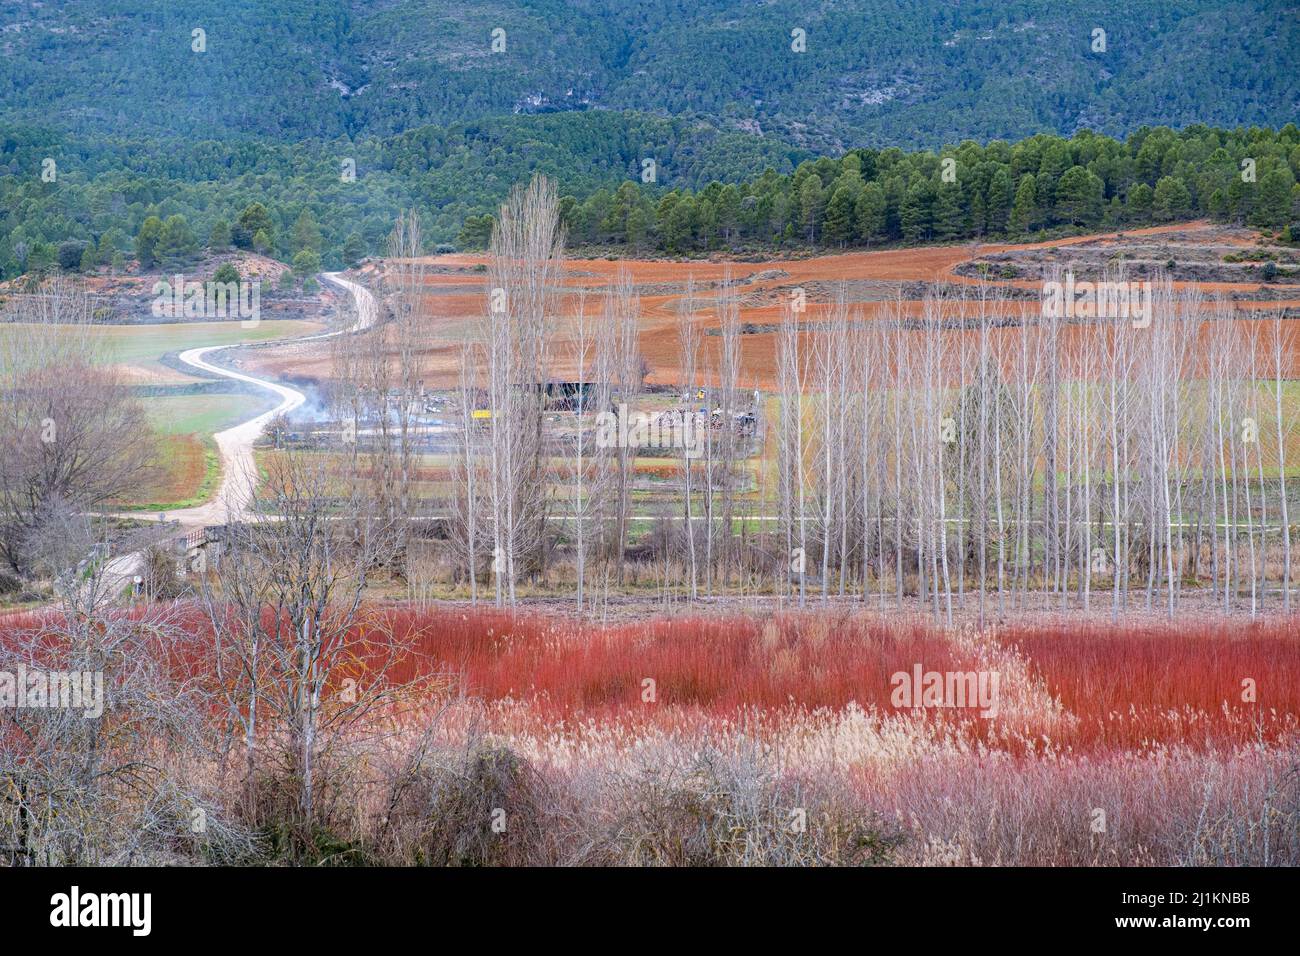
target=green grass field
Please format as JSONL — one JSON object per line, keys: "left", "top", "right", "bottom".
{"left": 97, "top": 319, "right": 320, "bottom": 383}
{"left": 0, "top": 319, "right": 321, "bottom": 384}
{"left": 3, "top": 319, "right": 317, "bottom": 507}
{"left": 144, "top": 393, "right": 270, "bottom": 435}
{"left": 113, "top": 395, "right": 273, "bottom": 509}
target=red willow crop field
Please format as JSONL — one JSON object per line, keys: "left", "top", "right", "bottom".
{"left": 347, "top": 608, "right": 1300, "bottom": 753}
{"left": 8, "top": 605, "right": 1292, "bottom": 866}
{"left": 364, "top": 609, "right": 1300, "bottom": 866}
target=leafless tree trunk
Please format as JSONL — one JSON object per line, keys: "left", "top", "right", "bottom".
{"left": 677, "top": 279, "right": 701, "bottom": 603}
{"left": 1271, "top": 309, "right": 1294, "bottom": 613}
{"left": 481, "top": 175, "right": 565, "bottom": 605}
{"left": 0, "top": 277, "right": 154, "bottom": 577}
{"left": 776, "top": 296, "right": 809, "bottom": 607}
{"left": 199, "top": 451, "right": 424, "bottom": 855}
{"left": 717, "top": 272, "right": 742, "bottom": 592}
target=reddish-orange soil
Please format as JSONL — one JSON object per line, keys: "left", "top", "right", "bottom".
{"left": 246, "top": 222, "right": 1300, "bottom": 390}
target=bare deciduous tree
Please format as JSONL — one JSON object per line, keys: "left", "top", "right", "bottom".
{"left": 483, "top": 176, "right": 565, "bottom": 605}
{"left": 0, "top": 277, "right": 154, "bottom": 576}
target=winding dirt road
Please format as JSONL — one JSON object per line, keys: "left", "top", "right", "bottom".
{"left": 103, "top": 272, "right": 376, "bottom": 588}
{"left": 164, "top": 272, "right": 376, "bottom": 526}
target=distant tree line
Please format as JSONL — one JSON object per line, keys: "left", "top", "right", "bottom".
{"left": 1, "top": 120, "right": 1297, "bottom": 281}
{"left": 479, "top": 125, "right": 1300, "bottom": 253}
{"left": 0, "top": 110, "right": 803, "bottom": 280}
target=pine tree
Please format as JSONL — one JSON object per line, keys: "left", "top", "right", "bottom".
{"left": 292, "top": 209, "right": 323, "bottom": 254}
{"left": 932, "top": 182, "right": 965, "bottom": 240}
{"left": 1127, "top": 182, "right": 1154, "bottom": 221}
{"left": 209, "top": 218, "right": 232, "bottom": 251}
{"left": 342, "top": 232, "right": 366, "bottom": 266}
{"left": 1055, "top": 166, "right": 1104, "bottom": 226}
{"left": 626, "top": 205, "right": 650, "bottom": 249}
{"left": 823, "top": 185, "right": 856, "bottom": 246}
{"left": 1009, "top": 174, "right": 1038, "bottom": 233}
{"left": 663, "top": 196, "right": 696, "bottom": 252}
{"left": 900, "top": 180, "right": 935, "bottom": 243}
{"left": 1250, "top": 167, "right": 1296, "bottom": 228}
{"left": 855, "top": 181, "right": 887, "bottom": 243}
{"left": 716, "top": 184, "right": 742, "bottom": 243}
{"left": 157, "top": 214, "right": 198, "bottom": 266}
{"left": 971, "top": 191, "right": 988, "bottom": 236}
{"left": 236, "top": 202, "right": 276, "bottom": 248}
{"left": 1036, "top": 141, "right": 1072, "bottom": 216}
{"left": 456, "top": 215, "right": 494, "bottom": 250}
{"left": 1152, "top": 176, "right": 1192, "bottom": 221}
{"left": 135, "top": 215, "right": 164, "bottom": 268}
{"left": 97, "top": 228, "right": 124, "bottom": 263}
{"left": 292, "top": 248, "right": 321, "bottom": 277}
{"left": 799, "top": 176, "right": 825, "bottom": 243}
{"left": 985, "top": 168, "right": 1013, "bottom": 234}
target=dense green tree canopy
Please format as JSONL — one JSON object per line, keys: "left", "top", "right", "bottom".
{"left": 0, "top": 1, "right": 1292, "bottom": 153}
{"left": 2, "top": 116, "right": 1296, "bottom": 277}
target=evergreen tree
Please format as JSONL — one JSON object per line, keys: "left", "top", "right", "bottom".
{"left": 799, "top": 175, "right": 825, "bottom": 243}
{"left": 558, "top": 196, "right": 580, "bottom": 235}
{"left": 209, "top": 218, "right": 232, "bottom": 251}
{"left": 135, "top": 215, "right": 164, "bottom": 268}
{"left": 157, "top": 214, "right": 198, "bottom": 265}
{"left": 97, "top": 228, "right": 124, "bottom": 263}
{"left": 27, "top": 241, "right": 57, "bottom": 274}
{"left": 626, "top": 204, "right": 650, "bottom": 249}
{"left": 1127, "top": 182, "right": 1154, "bottom": 221}
{"left": 236, "top": 202, "right": 276, "bottom": 249}
{"left": 1009, "top": 174, "right": 1038, "bottom": 233}
{"left": 716, "top": 184, "right": 742, "bottom": 242}
{"left": 900, "top": 179, "right": 935, "bottom": 242}
{"left": 341, "top": 232, "right": 367, "bottom": 266}
{"left": 58, "top": 240, "right": 88, "bottom": 271}
{"left": 212, "top": 262, "right": 240, "bottom": 285}
{"left": 1250, "top": 167, "right": 1296, "bottom": 227}
{"left": 971, "top": 191, "right": 988, "bottom": 236}
{"left": 855, "top": 181, "right": 887, "bottom": 243}
{"left": 291, "top": 209, "right": 323, "bottom": 254}
{"left": 932, "top": 182, "right": 964, "bottom": 239}
{"left": 292, "top": 248, "right": 321, "bottom": 277}
{"left": 986, "top": 167, "right": 1014, "bottom": 233}
{"left": 663, "top": 195, "right": 695, "bottom": 252}
{"left": 823, "top": 185, "right": 856, "bottom": 246}
{"left": 1152, "top": 176, "right": 1192, "bottom": 221}
{"left": 456, "top": 215, "right": 494, "bottom": 250}
{"left": 767, "top": 192, "right": 790, "bottom": 241}
{"left": 1036, "top": 142, "right": 1072, "bottom": 214}
{"left": 694, "top": 197, "right": 718, "bottom": 248}
{"left": 1055, "top": 166, "right": 1104, "bottom": 225}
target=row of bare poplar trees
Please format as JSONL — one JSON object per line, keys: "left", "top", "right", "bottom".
{"left": 350, "top": 179, "right": 1298, "bottom": 621}
{"left": 445, "top": 177, "right": 764, "bottom": 611}
{"left": 775, "top": 270, "right": 1297, "bottom": 622}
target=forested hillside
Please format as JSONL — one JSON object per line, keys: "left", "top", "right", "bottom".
{"left": 0, "top": 111, "right": 808, "bottom": 277}
{"left": 0, "top": 0, "right": 1294, "bottom": 150}
{"left": 1, "top": 0, "right": 1296, "bottom": 277}
{"left": 2, "top": 119, "right": 1297, "bottom": 278}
